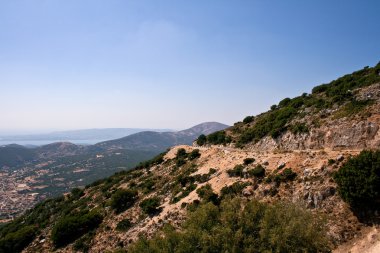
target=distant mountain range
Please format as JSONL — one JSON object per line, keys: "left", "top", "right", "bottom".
{"left": 96, "top": 122, "right": 229, "bottom": 152}
{"left": 0, "top": 128, "right": 173, "bottom": 143}
{"left": 0, "top": 122, "right": 229, "bottom": 168}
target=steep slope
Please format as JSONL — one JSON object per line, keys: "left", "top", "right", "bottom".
{"left": 199, "top": 62, "right": 380, "bottom": 151}
{"left": 1, "top": 63, "right": 380, "bottom": 253}
{"left": 95, "top": 122, "right": 229, "bottom": 152}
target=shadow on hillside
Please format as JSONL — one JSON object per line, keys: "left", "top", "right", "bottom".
{"left": 351, "top": 205, "right": 380, "bottom": 225}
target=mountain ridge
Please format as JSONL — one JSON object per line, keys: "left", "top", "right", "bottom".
{"left": 95, "top": 122, "right": 229, "bottom": 151}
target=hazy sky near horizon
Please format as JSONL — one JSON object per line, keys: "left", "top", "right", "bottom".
{"left": 1, "top": 0, "right": 379, "bottom": 133}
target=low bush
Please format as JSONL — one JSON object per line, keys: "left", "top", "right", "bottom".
{"left": 196, "top": 134, "right": 207, "bottom": 146}
{"left": 196, "top": 184, "right": 219, "bottom": 204}
{"left": 72, "top": 231, "right": 95, "bottom": 253}
{"left": 243, "top": 115, "right": 254, "bottom": 124}
{"left": 249, "top": 164, "right": 266, "bottom": 178}
{"left": 334, "top": 150, "right": 380, "bottom": 208}
{"left": 110, "top": 189, "right": 138, "bottom": 213}
{"left": 140, "top": 197, "right": 161, "bottom": 215}
{"left": 51, "top": 210, "right": 103, "bottom": 248}
{"left": 188, "top": 149, "right": 201, "bottom": 160}
{"left": 116, "top": 219, "right": 132, "bottom": 232}
{"left": 128, "top": 198, "right": 330, "bottom": 253}
{"left": 227, "top": 164, "right": 245, "bottom": 177}
{"left": 290, "top": 123, "right": 309, "bottom": 134}
{"left": 70, "top": 187, "right": 85, "bottom": 200}
{"left": 206, "top": 131, "right": 231, "bottom": 145}
{"left": 176, "top": 148, "right": 187, "bottom": 159}
{"left": 243, "top": 157, "right": 255, "bottom": 165}
{"left": 220, "top": 182, "right": 249, "bottom": 198}
{"left": 176, "top": 158, "right": 186, "bottom": 167}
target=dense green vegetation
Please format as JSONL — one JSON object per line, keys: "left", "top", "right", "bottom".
{"left": 334, "top": 150, "right": 380, "bottom": 208}
{"left": 110, "top": 189, "right": 138, "bottom": 213}
{"left": 0, "top": 144, "right": 36, "bottom": 168}
{"left": 51, "top": 210, "right": 103, "bottom": 248}
{"left": 128, "top": 198, "right": 330, "bottom": 253}
{"left": 0, "top": 225, "right": 37, "bottom": 253}
{"left": 0, "top": 196, "right": 68, "bottom": 253}
{"left": 227, "top": 63, "right": 380, "bottom": 146}
{"left": 311, "top": 64, "right": 380, "bottom": 98}
{"left": 197, "top": 130, "right": 231, "bottom": 146}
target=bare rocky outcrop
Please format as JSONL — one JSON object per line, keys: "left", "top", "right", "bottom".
{"left": 250, "top": 111, "right": 380, "bottom": 151}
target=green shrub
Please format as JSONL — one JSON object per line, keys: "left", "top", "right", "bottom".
{"left": 172, "top": 183, "right": 197, "bottom": 203}
{"left": 226, "top": 164, "right": 245, "bottom": 177}
{"left": 328, "top": 159, "right": 335, "bottom": 165}
{"left": 281, "top": 168, "right": 297, "bottom": 181}
{"left": 290, "top": 123, "right": 309, "bottom": 134}
{"left": 207, "top": 131, "right": 231, "bottom": 145}
{"left": 51, "top": 210, "right": 103, "bottom": 248}
{"left": 110, "top": 189, "right": 138, "bottom": 213}
{"left": 243, "top": 157, "right": 255, "bottom": 165}
{"left": 334, "top": 150, "right": 380, "bottom": 208}
{"left": 128, "top": 198, "right": 330, "bottom": 253}
{"left": 196, "top": 184, "right": 219, "bottom": 204}
{"left": 70, "top": 187, "right": 85, "bottom": 200}
{"left": 335, "top": 99, "right": 374, "bottom": 118}
{"left": 196, "top": 134, "right": 207, "bottom": 146}
{"left": 176, "top": 148, "right": 187, "bottom": 159}
{"left": 140, "top": 197, "right": 161, "bottom": 215}
{"left": 278, "top": 97, "right": 291, "bottom": 107}
{"left": 243, "top": 116, "right": 254, "bottom": 124}
{"left": 72, "top": 231, "right": 95, "bottom": 253}
{"left": 176, "top": 158, "right": 186, "bottom": 167}
{"left": 116, "top": 219, "right": 132, "bottom": 232}
{"left": 138, "top": 178, "right": 156, "bottom": 194}
{"left": 220, "top": 182, "right": 249, "bottom": 198}
{"left": 249, "top": 164, "right": 266, "bottom": 178}
{"left": 238, "top": 106, "right": 298, "bottom": 144}
{"left": 188, "top": 149, "right": 201, "bottom": 160}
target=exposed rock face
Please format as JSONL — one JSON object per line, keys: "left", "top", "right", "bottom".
{"left": 251, "top": 116, "right": 380, "bottom": 151}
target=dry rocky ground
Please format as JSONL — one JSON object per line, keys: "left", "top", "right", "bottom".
{"left": 24, "top": 144, "right": 378, "bottom": 252}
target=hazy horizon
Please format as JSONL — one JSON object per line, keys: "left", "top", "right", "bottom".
{"left": 1, "top": 1, "right": 379, "bottom": 131}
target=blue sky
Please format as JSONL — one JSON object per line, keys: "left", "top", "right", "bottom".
{"left": 0, "top": 0, "right": 379, "bottom": 132}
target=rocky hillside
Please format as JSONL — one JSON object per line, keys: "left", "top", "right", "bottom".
{"left": 0, "top": 63, "right": 379, "bottom": 253}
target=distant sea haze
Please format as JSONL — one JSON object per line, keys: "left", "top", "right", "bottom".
{"left": 0, "top": 139, "right": 106, "bottom": 146}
